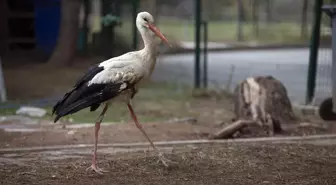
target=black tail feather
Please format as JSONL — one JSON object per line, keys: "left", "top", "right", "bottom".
{"left": 52, "top": 82, "right": 125, "bottom": 123}
{"left": 53, "top": 95, "right": 101, "bottom": 122}
{"left": 55, "top": 94, "right": 103, "bottom": 120}
{"left": 52, "top": 89, "right": 76, "bottom": 116}
{"left": 90, "top": 103, "right": 101, "bottom": 112}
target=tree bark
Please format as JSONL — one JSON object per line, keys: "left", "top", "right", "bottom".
{"left": 210, "top": 76, "right": 297, "bottom": 139}
{"left": 48, "top": 0, "right": 81, "bottom": 66}
{"left": 209, "top": 120, "right": 256, "bottom": 139}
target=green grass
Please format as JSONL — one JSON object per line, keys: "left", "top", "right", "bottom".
{"left": 0, "top": 82, "right": 196, "bottom": 124}
{"left": 115, "top": 18, "right": 310, "bottom": 44}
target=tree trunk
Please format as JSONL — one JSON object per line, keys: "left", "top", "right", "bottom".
{"left": 48, "top": 0, "right": 81, "bottom": 66}
{"left": 210, "top": 76, "right": 298, "bottom": 139}
{"left": 301, "top": 0, "right": 308, "bottom": 39}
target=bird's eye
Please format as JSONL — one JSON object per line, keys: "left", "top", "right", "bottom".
{"left": 144, "top": 18, "right": 148, "bottom": 22}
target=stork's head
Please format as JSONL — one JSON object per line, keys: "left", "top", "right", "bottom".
{"left": 136, "top": 12, "right": 171, "bottom": 47}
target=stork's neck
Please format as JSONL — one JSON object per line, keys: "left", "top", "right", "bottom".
{"left": 139, "top": 31, "right": 158, "bottom": 76}
{"left": 141, "top": 31, "right": 157, "bottom": 54}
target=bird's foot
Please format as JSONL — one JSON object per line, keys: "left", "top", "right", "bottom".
{"left": 156, "top": 151, "right": 175, "bottom": 167}
{"left": 86, "top": 164, "right": 108, "bottom": 174}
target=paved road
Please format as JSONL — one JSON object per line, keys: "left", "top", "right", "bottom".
{"left": 152, "top": 48, "right": 332, "bottom": 104}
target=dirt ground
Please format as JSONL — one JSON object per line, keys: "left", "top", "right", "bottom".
{"left": 0, "top": 142, "right": 336, "bottom": 185}
{"left": 1, "top": 118, "right": 336, "bottom": 149}
{"left": 0, "top": 117, "right": 336, "bottom": 185}
{"left": 0, "top": 121, "right": 214, "bottom": 148}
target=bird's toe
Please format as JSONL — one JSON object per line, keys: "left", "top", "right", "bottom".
{"left": 156, "top": 152, "right": 175, "bottom": 167}
{"left": 86, "top": 164, "right": 108, "bottom": 174}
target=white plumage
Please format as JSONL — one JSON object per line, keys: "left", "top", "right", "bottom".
{"left": 52, "top": 12, "right": 172, "bottom": 174}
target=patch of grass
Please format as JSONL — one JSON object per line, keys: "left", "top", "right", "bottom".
{"left": 0, "top": 107, "right": 18, "bottom": 116}
{"left": 0, "top": 81, "right": 198, "bottom": 124}
{"left": 115, "top": 18, "right": 310, "bottom": 44}
{"left": 55, "top": 81, "right": 195, "bottom": 123}
{"left": 0, "top": 81, "right": 235, "bottom": 124}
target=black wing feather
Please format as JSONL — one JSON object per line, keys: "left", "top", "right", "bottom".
{"left": 74, "top": 64, "right": 104, "bottom": 87}
{"left": 53, "top": 83, "right": 126, "bottom": 122}
{"left": 52, "top": 64, "right": 104, "bottom": 115}
{"left": 89, "top": 103, "right": 101, "bottom": 112}
{"left": 52, "top": 64, "right": 131, "bottom": 123}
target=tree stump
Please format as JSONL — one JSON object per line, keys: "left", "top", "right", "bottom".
{"left": 210, "top": 75, "right": 297, "bottom": 139}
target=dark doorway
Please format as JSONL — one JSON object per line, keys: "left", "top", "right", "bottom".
{"left": 7, "top": 0, "right": 36, "bottom": 52}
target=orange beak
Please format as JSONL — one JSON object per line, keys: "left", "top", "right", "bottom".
{"left": 147, "top": 23, "right": 172, "bottom": 47}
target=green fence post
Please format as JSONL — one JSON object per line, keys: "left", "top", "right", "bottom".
{"left": 82, "top": 0, "right": 90, "bottom": 54}
{"left": 195, "top": 0, "right": 202, "bottom": 89}
{"left": 306, "top": 0, "right": 323, "bottom": 104}
{"left": 202, "top": 20, "right": 208, "bottom": 88}
{"left": 101, "top": 0, "right": 114, "bottom": 59}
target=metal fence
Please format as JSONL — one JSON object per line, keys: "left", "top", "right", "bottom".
{"left": 92, "top": 0, "right": 317, "bottom": 48}
{"left": 144, "top": 0, "right": 315, "bottom": 43}
{"left": 314, "top": 8, "right": 332, "bottom": 105}
{"left": 148, "top": 0, "right": 321, "bottom": 104}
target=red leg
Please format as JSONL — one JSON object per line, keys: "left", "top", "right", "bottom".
{"left": 127, "top": 103, "right": 157, "bottom": 150}
{"left": 127, "top": 103, "right": 172, "bottom": 167}
{"left": 86, "top": 103, "right": 109, "bottom": 174}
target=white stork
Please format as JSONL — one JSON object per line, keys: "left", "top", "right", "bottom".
{"left": 52, "top": 12, "right": 172, "bottom": 174}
